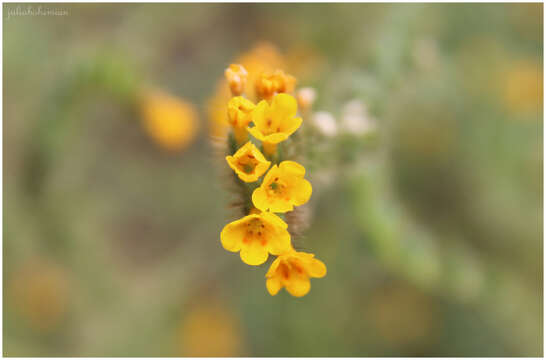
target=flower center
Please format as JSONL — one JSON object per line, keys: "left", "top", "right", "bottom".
{"left": 244, "top": 218, "right": 267, "bottom": 246}
{"left": 279, "top": 262, "right": 291, "bottom": 280}
{"left": 262, "top": 116, "right": 282, "bottom": 135}
{"left": 266, "top": 177, "right": 289, "bottom": 199}
{"left": 237, "top": 153, "right": 259, "bottom": 174}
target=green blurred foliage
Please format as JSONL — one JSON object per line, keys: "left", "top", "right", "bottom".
{"left": 3, "top": 3, "right": 543, "bottom": 356}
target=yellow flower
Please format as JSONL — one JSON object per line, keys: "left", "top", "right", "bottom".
{"left": 227, "top": 96, "right": 255, "bottom": 128}
{"left": 247, "top": 93, "right": 302, "bottom": 155}
{"left": 265, "top": 250, "right": 326, "bottom": 297}
{"left": 141, "top": 89, "right": 199, "bottom": 151}
{"left": 255, "top": 69, "right": 296, "bottom": 100}
{"left": 227, "top": 96, "right": 256, "bottom": 144}
{"left": 207, "top": 43, "right": 285, "bottom": 139}
{"left": 252, "top": 160, "right": 311, "bottom": 213}
{"left": 225, "top": 64, "right": 248, "bottom": 96}
{"left": 221, "top": 212, "right": 292, "bottom": 266}
{"left": 226, "top": 142, "right": 271, "bottom": 182}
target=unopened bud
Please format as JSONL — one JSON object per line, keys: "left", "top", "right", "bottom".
{"left": 225, "top": 64, "right": 248, "bottom": 96}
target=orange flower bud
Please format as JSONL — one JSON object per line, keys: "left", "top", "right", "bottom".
{"left": 224, "top": 64, "right": 248, "bottom": 96}
{"left": 255, "top": 69, "right": 296, "bottom": 100}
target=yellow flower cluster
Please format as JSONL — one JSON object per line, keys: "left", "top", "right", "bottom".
{"left": 219, "top": 63, "right": 326, "bottom": 297}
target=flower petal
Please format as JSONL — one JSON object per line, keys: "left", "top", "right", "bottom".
{"left": 268, "top": 197, "right": 294, "bottom": 213}
{"left": 266, "top": 257, "right": 282, "bottom": 277}
{"left": 247, "top": 126, "right": 266, "bottom": 142}
{"left": 272, "top": 93, "right": 297, "bottom": 121}
{"left": 280, "top": 160, "right": 306, "bottom": 177}
{"left": 266, "top": 277, "right": 282, "bottom": 296}
{"left": 240, "top": 241, "right": 269, "bottom": 266}
{"left": 282, "top": 116, "right": 302, "bottom": 136}
{"left": 251, "top": 100, "right": 269, "bottom": 129}
{"left": 285, "top": 274, "right": 311, "bottom": 297}
{"left": 306, "top": 257, "right": 327, "bottom": 278}
{"left": 252, "top": 187, "right": 269, "bottom": 212}
{"left": 254, "top": 161, "right": 271, "bottom": 179}
{"left": 263, "top": 132, "right": 289, "bottom": 144}
{"left": 220, "top": 221, "right": 245, "bottom": 252}
{"left": 291, "top": 178, "right": 312, "bottom": 206}
{"left": 261, "top": 212, "right": 288, "bottom": 229}
{"left": 267, "top": 227, "right": 291, "bottom": 255}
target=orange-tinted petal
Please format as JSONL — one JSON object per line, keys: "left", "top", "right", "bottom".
{"left": 266, "top": 256, "right": 282, "bottom": 277}
{"left": 266, "top": 277, "right": 282, "bottom": 296}
{"left": 305, "top": 257, "right": 327, "bottom": 278}
{"left": 285, "top": 273, "right": 311, "bottom": 297}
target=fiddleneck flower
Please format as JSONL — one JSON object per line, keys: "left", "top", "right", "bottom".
{"left": 247, "top": 93, "right": 302, "bottom": 155}
{"left": 221, "top": 211, "right": 292, "bottom": 266}
{"left": 226, "top": 141, "right": 271, "bottom": 183}
{"left": 265, "top": 250, "right": 327, "bottom": 297}
{"left": 252, "top": 160, "right": 312, "bottom": 213}
{"left": 227, "top": 96, "right": 256, "bottom": 145}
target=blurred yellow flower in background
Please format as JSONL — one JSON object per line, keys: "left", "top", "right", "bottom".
{"left": 503, "top": 59, "right": 542, "bottom": 116}
{"left": 221, "top": 211, "right": 292, "bottom": 265}
{"left": 178, "top": 300, "right": 245, "bottom": 357}
{"left": 140, "top": 89, "right": 199, "bottom": 151}
{"left": 248, "top": 93, "right": 302, "bottom": 155}
{"left": 226, "top": 141, "right": 271, "bottom": 183}
{"left": 252, "top": 160, "right": 311, "bottom": 213}
{"left": 266, "top": 250, "right": 326, "bottom": 297}
{"left": 207, "top": 79, "right": 232, "bottom": 139}
{"left": 9, "top": 258, "right": 70, "bottom": 332}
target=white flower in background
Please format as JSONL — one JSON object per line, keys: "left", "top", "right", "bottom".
{"left": 296, "top": 87, "right": 317, "bottom": 110}
{"left": 340, "top": 99, "right": 376, "bottom": 135}
{"left": 312, "top": 111, "right": 338, "bottom": 137}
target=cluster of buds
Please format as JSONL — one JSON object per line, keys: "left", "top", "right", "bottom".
{"left": 219, "top": 63, "right": 326, "bottom": 297}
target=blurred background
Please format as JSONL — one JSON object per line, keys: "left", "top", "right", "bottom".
{"left": 3, "top": 3, "right": 543, "bottom": 357}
